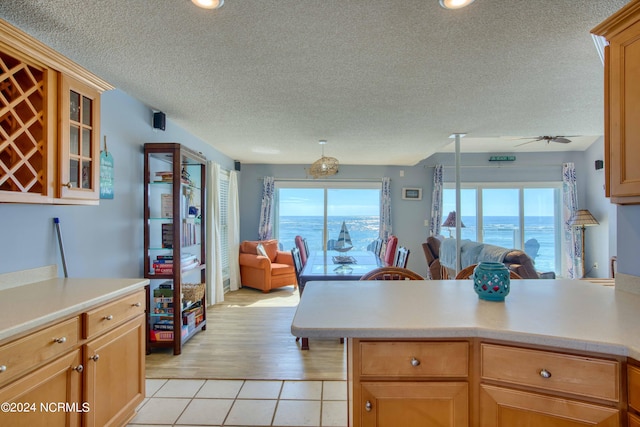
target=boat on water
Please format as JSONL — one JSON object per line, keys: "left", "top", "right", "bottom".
{"left": 334, "top": 221, "right": 353, "bottom": 252}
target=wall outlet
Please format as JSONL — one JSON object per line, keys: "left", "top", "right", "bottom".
{"left": 424, "top": 219, "right": 429, "bottom": 227}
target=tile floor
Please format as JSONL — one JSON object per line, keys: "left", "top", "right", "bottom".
{"left": 128, "top": 379, "right": 348, "bottom": 427}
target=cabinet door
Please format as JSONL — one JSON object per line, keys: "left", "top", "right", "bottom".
{"left": 84, "top": 315, "right": 145, "bottom": 427}
{"left": 58, "top": 73, "right": 100, "bottom": 202}
{"left": 607, "top": 18, "right": 640, "bottom": 203}
{"left": 630, "top": 413, "right": 640, "bottom": 427}
{"left": 0, "top": 349, "right": 83, "bottom": 427}
{"left": 630, "top": 365, "right": 640, "bottom": 412}
{"left": 359, "top": 382, "right": 468, "bottom": 427}
{"left": 480, "top": 385, "right": 619, "bottom": 427}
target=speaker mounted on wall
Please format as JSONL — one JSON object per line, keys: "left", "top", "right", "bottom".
{"left": 234, "top": 161, "right": 241, "bottom": 171}
{"left": 595, "top": 160, "right": 604, "bottom": 170}
{"left": 153, "top": 111, "right": 166, "bottom": 131}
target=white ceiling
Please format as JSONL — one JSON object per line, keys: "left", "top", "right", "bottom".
{"left": 0, "top": 0, "right": 628, "bottom": 165}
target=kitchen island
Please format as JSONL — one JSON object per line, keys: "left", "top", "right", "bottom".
{"left": 292, "top": 279, "right": 640, "bottom": 426}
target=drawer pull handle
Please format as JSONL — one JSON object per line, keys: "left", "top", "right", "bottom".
{"left": 73, "top": 364, "right": 84, "bottom": 373}
{"left": 365, "top": 400, "right": 372, "bottom": 412}
{"left": 104, "top": 315, "right": 114, "bottom": 321}
{"left": 410, "top": 357, "right": 421, "bottom": 367}
{"left": 0, "top": 365, "right": 6, "bottom": 373}
{"left": 54, "top": 336, "right": 67, "bottom": 344}
{"left": 539, "top": 369, "right": 552, "bottom": 379}
{"left": 89, "top": 354, "right": 100, "bottom": 362}
{"left": 132, "top": 302, "right": 142, "bottom": 307}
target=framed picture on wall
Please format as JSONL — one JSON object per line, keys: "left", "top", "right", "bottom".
{"left": 402, "top": 187, "right": 422, "bottom": 200}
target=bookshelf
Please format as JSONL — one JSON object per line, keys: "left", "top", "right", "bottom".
{"left": 143, "top": 143, "right": 207, "bottom": 355}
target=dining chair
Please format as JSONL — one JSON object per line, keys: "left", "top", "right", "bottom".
{"left": 294, "top": 235, "right": 308, "bottom": 266}
{"left": 455, "top": 264, "right": 523, "bottom": 280}
{"left": 291, "top": 246, "right": 304, "bottom": 286}
{"left": 394, "top": 246, "right": 410, "bottom": 268}
{"left": 360, "top": 266, "right": 424, "bottom": 280}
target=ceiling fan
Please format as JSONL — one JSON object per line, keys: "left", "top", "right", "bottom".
{"left": 514, "top": 136, "right": 577, "bottom": 147}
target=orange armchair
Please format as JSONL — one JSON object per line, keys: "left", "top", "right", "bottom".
{"left": 239, "top": 240, "right": 298, "bottom": 293}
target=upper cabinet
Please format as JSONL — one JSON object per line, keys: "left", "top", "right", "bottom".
{"left": 592, "top": 0, "right": 640, "bottom": 205}
{"left": 0, "top": 20, "right": 112, "bottom": 205}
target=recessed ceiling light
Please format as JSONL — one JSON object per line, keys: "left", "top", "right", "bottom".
{"left": 192, "top": 0, "right": 224, "bottom": 10}
{"left": 439, "top": 0, "right": 475, "bottom": 10}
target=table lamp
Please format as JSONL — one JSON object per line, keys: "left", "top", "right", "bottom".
{"left": 569, "top": 209, "right": 599, "bottom": 278}
{"left": 442, "top": 211, "right": 465, "bottom": 238}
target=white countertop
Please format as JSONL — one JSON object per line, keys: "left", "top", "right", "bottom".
{"left": 291, "top": 279, "right": 640, "bottom": 360}
{"left": 0, "top": 277, "right": 149, "bottom": 342}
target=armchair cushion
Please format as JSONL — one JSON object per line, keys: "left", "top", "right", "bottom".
{"left": 240, "top": 239, "right": 279, "bottom": 262}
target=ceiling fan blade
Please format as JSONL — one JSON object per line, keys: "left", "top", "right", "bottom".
{"left": 551, "top": 137, "right": 571, "bottom": 143}
{"left": 514, "top": 140, "right": 537, "bottom": 147}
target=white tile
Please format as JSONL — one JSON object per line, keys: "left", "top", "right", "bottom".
{"left": 273, "top": 400, "right": 321, "bottom": 426}
{"left": 145, "top": 378, "right": 168, "bottom": 397}
{"left": 237, "top": 380, "right": 283, "bottom": 399}
{"left": 281, "top": 380, "right": 323, "bottom": 400}
{"left": 196, "top": 379, "right": 244, "bottom": 398}
{"left": 323, "top": 381, "right": 348, "bottom": 400}
{"left": 154, "top": 379, "right": 205, "bottom": 398}
{"left": 128, "top": 397, "right": 190, "bottom": 424}
{"left": 175, "top": 398, "right": 234, "bottom": 425}
{"left": 322, "top": 400, "right": 348, "bottom": 427}
{"left": 225, "top": 399, "right": 277, "bottom": 426}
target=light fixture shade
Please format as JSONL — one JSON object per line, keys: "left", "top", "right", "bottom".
{"left": 569, "top": 209, "right": 599, "bottom": 227}
{"left": 439, "top": 0, "right": 476, "bottom": 10}
{"left": 192, "top": 0, "right": 224, "bottom": 9}
{"left": 442, "top": 211, "right": 465, "bottom": 228}
{"left": 308, "top": 140, "right": 339, "bottom": 179}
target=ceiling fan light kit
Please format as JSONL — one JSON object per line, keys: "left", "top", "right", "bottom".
{"left": 191, "top": 0, "right": 224, "bottom": 10}
{"left": 439, "top": 0, "right": 476, "bottom": 10}
{"left": 308, "top": 140, "right": 339, "bottom": 179}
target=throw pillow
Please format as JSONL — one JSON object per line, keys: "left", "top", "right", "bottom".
{"left": 256, "top": 243, "right": 268, "bottom": 258}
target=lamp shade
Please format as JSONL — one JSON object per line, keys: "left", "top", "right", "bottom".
{"left": 442, "top": 211, "right": 465, "bottom": 228}
{"left": 569, "top": 209, "right": 599, "bottom": 227}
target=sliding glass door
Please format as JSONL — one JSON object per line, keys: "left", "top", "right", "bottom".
{"left": 275, "top": 182, "right": 381, "bottom": 253}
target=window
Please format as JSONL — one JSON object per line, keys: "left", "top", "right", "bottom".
{"left": 442, "top": 183, "right": 561, "bottom": 274}
{"left": 275, "top": 182, "right": 382, "bottom": 252}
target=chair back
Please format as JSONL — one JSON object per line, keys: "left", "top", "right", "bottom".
{"left": 394, "top": 246, "right": 410, "bottom": 268}
{"left": 360, "top": 266, "right": 424, "bottom": 281}
{"left": 383, "top": 235, "right": 398, "bottom": 265}
{"left": 294, "top": 235, "right": 308, "bottom": 265}
{"left": 327, "top": 239, "right": 337, "bottom": 251}
{"left": 455, "top": 264, "right": 523, "bottom": 280}
{"left": 291, "top": 247, "right": 304, "bottom": 284}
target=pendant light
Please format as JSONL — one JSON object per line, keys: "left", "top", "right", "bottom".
{"left": 192, "top": 0, "right": 224, "bottom": 10}
{"left": 439, "top": 0, "right": 475, "bottom": 10}
{"left": 308, "top": 140, "right": 339, "bottom": 179}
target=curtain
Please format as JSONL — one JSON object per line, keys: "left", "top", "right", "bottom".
{"left": 429, "top": 164, "right": 443, "bottom": 237}
{"left": 258, "top": 176, "right": 275, "bottom": 240}
{"left": 562, "top": 162, "right": 581, "bottom": 278}
{"left": 206, "top": 161, "right": 225, "bottom": 305}
{"left": 380, "top": 177, "right": 392, "bottom": 240}
{"left": 228, "top": 170, "right": 241, "bottom": 291}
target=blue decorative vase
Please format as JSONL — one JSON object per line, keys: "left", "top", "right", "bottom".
{"left": 473, "top": 262, "right": 510, "bottom": 301}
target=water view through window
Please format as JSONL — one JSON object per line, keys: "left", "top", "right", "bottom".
{"left": 442, "top": 186, "right": 560, "bottom": 274}
{"left": 276, "top": 185, "right": 381, "bottom": 253}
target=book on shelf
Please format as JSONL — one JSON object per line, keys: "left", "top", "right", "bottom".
{"left": 161, "top": 223, "right": 173, "bottom": 248}
{"left": 161, "top": 193, "right": 172, "bottom": 217}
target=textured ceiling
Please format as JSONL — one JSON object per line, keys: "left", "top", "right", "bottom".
{"left": 0, "top": 0, "right": 629, "bottom": 165}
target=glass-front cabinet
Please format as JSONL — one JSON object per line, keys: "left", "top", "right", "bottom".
{"left": 58, "top": 74, "right": 101, "bottom": 201}
{"left": 143, "top": 143, "right": 207, "bottom": 355}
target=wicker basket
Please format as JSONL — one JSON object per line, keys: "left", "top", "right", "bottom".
{"left": 182, "top": 283, "right": 205, "bottom": 302}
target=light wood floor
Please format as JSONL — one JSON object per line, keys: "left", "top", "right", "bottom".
{"left": 145, "top": 286, "right": 346, "bottom": 381}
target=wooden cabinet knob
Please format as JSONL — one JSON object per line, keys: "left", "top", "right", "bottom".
{"left": 539, "top": 369, "right": 552, "bottom": 379}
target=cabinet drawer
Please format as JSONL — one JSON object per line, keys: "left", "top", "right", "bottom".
{"left": 0, "top": 317, "right": 79, "bottom": 386}
{"left": 481, "top": 343, "right": 620, "bottom": 402}
{"left": 83, "top": 290, "right": 145, "bottom": 339}
{"left": 359, "top": 341, "right": 469, "bottom": 377}
{"left": 630, "top": 365, "right": 640, "bottom": 412}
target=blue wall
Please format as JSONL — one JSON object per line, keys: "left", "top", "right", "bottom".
{"left": 0, "top": 89, "right": 233, "bottom": 277}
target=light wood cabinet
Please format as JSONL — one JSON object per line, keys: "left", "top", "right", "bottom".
{"left": 479, "top": 384, "right": 619, "bottom": 426}
{"left": 479, "top": 343, "right": 621, "bottom": 425}
{"left": 0, "top": 349, "right": 83, "bottom": 427}
{"left": 630, "top": 364, "right": 640, "bottom": 425}
{"left": 592, "top": 0, "right": 640, "bottom": 204}
{"left": 631, "top": 413, "right": 640, "bottom": 427}
{"left": 0, "top": 20, "right": 112, "bottom": 205}
{"left": 0, "top": 289, "right": 145, "bottom": 427}
{"left": 350, "top": 339, "right": 469, "bottom": 427}
{"left": 84, "top": 315, "right": 145, "bottom": 427}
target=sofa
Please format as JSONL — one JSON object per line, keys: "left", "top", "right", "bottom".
{"left": 437, "top": 238, "right": 554, "bottom": 279}
{"left": 239, "top": 239, "right": 297, "bottom": 292}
